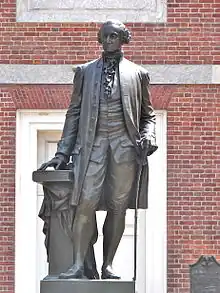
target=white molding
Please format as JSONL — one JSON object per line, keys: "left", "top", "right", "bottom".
{"left": 0, "top": 64, "right": 216, "bottom": 84}
{"left": 16, "top": 0, "right": 167, "bottom": 23}
{"left": 212, "top": 65, "right": 220, "bottom": 84}
{"left": 15, "top": 110, "right": 65, "bottom": 293}
{"left": 145, "top": 110, "right": 167, "bottom": 293}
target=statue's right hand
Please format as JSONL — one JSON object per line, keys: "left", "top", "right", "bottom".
{"left": 38, "top": 156, "right": 66, "bottom": 171}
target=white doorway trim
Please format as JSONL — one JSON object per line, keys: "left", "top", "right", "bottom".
{"left": 145, "top": 110, "right": 167, "bottom": 293}
{"left": 15, "top": 110, "right": 65, "bottom": 293}
{"left": 15, "top": 109, "right": 167, "bottom": 293}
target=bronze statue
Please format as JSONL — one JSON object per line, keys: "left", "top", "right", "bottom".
{"left": 39, "top": 19, "right": 158, "bottom": 280}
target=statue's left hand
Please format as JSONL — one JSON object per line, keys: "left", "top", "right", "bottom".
{"left": 136, "top": 137, "right": 151, "bottom": 152}
{"left": 137, "top": 137, "right": 158, "bottom": 160}
{"left": 136, "top": 138, "right": 151, "bottom": 164}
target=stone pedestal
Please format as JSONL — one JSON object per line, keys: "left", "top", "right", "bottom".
{"left": 32, "top": 170, "right": 75, "bottom": 276}
{"left": 41, "top": 279, "right": 135, "bottom": 293}
{"left": 48, "top": 212, "right": 74, "bottom": 275}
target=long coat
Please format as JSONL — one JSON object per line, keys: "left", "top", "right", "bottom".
{"left": 56, "top": 56, "right": 157, "bottom": 209}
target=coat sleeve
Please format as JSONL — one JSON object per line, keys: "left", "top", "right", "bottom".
{"left": 55, "top": 66, "right": 84, "bottom": 161}
{"left": 139, "top": 69, "right": 158, "bottom": 156}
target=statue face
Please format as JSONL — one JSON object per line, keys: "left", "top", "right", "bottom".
{"left": 100, "top": 24, "right": 123, "bottom": 53}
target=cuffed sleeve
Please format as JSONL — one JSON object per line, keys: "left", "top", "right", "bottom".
{"left": 139, "top": 69, "right": 158, "bottom": 156}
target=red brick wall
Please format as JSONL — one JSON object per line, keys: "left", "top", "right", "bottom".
{"left": 167, "top": 85, "right": 220, "bottom": 292}
{"left": 0, "top": 0, "right": 220, "bottom": 64}
{"left": 0, "top": 0, "right": 220, "bottom": 292}
{"left": 0, "top": 90, "right": 16, "bottom": 293}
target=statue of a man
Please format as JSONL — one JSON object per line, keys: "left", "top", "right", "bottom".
{"left": 40, "top": 19, "right": 157, "bottom": 280}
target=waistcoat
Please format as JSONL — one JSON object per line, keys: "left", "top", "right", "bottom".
{"left": 94, "top": 61, "right": 130, "bottom": 145}
{"left": 90, "top": 60, "right": 135, "bottom": 163}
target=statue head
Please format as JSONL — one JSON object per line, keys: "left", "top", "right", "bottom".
{"left": 98, "top": 20, "right": 131, "bottom": 53}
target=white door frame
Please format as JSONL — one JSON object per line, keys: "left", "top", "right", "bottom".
{"left": 15, "top": 110, "right": 65, "bottom": 293}
{"left": 15, "top": 109, "right": 167, "bottom": 293}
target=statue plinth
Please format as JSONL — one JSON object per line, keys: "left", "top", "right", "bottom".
{"left": 33, "top": 170, "right": 75, "bottom": 277}
{"left": 41, "top": 279, "right": 135, "bottom": 293}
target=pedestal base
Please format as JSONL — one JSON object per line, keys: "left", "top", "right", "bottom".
{"left": 41, "top": 279, "right": 135, "bottom": 293}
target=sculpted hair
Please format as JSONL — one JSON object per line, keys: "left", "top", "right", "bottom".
{"left": 98, "top": 20, "right": 131, "bottom": 44}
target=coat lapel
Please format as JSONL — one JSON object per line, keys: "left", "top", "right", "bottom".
{"left": 95, "top": 58, "right": 103, "bottom": 104}
{"left": 119, "top": 58, "right": 141, "bottom": 144}
{"left": 119, "top": 58, "right": 130, "bottom": 125}
{"left": 119, "top": 58, "right": 129, "bottom": 98}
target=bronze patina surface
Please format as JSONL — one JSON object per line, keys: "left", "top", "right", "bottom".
{"left": 35, "top": 19, "right": 157, "bottom": 281}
